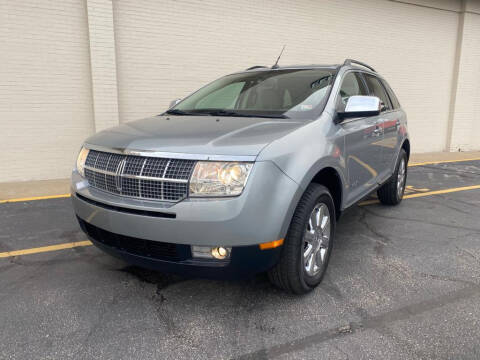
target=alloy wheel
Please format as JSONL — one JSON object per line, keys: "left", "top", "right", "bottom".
{"left": 303, "top": 203, "right": 331, "bottom": 276}
{"left": 397, "top": 158, "right": 406, "bottom": 199}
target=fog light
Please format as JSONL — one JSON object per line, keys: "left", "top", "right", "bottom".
{"left": 191, "top": 245, "right": 231, "bottom": 260}
{"left": 211, "top": 246, "right": 229, "bottom": 259}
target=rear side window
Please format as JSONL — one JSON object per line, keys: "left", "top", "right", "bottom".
{"left": 336, "top": 72, "right": 369, "bottom": 111}
{"left": 363, "top": 74, "right": 392, "bottom": 111}
{"left": 382, "top": 80, "right": 401, "bottom": 109}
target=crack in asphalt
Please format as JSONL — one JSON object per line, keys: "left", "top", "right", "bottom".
{"left": 233, "top": 284, "right": 480, "bottom": 360}
{"left": 361, "top": 206, "right": 480, "bottom": 233}
{"left": 414, "top": 164, "right": 480, "bottom": 177}
{"left": 414, "top": 270, "right": 478, "bottom": 287}
{"left": 426, "top": 196, "right": 474, "bottom": 216}
{"left": 377, "top": 324, "right": 426, "bottom": 359}
{"left": 448, "top": 197, "right": 480, "bottom": 208}
{"left": 321, "top": 278, "right": 345, "bottom": 302}
{"left": 333, "top": 344, "right": 350, "bottom": 359}
{"left": 455, "top": 245, "right": 480, "bottom": 264}
{"left": 118, "top": 265, "right": 203, "bottom": 346}
{"left": 70, "top": 292, "right": 118, "bottom": 358}
{"left": 357, "top": 208, "right": 394, "bottom": 258}
{"left": 0, "top": 249, "right": 106, "bottom": 298}
{"left": 355, "top": 206, "right": 479, "bottom": 288}
{"left": 120, "top": 265, "right": 186, "bottom": 290}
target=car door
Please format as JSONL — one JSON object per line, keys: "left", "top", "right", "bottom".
{"left": 338, "top": 71, "right": 384, "bottom": 206}
{"left": 381, "top": 79, "right": 404, "bottom": 174}
{"left": 363, "top": 73, "right": 399, "bottom": 183}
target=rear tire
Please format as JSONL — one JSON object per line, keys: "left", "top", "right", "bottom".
{"left": 268, "top": 184, "right": 335, "bottom": 294}
{"left": 377, "top": 149, "right": 408, "bottom": 205}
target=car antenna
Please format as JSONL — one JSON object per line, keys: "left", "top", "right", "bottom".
{"left": 271, "top": 45, "right": 286, "bottom": 69}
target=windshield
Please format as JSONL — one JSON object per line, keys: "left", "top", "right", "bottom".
{"left": 169, "top": 69, "right": 336, "bottom": 120}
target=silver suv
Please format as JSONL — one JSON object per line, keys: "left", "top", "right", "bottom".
{"left": 72, "top": 59, "right": 409, "bottom": 294}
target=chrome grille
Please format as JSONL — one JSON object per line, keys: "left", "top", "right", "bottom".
{"left": 84, "top": 150, "right": 196, "bottom": 202}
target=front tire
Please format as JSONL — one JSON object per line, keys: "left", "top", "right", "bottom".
{"left": 268, "top": 184, "right": 335, "bottom": 294}
{"left": 377, "top": 149, "right": 408, "bottom": 205}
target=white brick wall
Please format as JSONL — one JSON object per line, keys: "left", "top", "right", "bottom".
{"left": 402, "top": 0, "right": 461, "bottom": 11}
{"left": 86, "top": 0, "right": 120, "bottom": 132}
{"left": 449, "top": 5, "right": 480, "bottom": 151}
{"left": 0, "top": 0, "right": 94, "bottom": 182}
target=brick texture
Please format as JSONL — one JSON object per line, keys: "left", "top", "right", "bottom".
{"left": 86, "top": 0, "right": 120, "bottom": 132}
{"left": 0, "top": 0, "right": 94, "bottom": 182}
{"left": 449, "top": 7, "right": 480, "bottom": 151}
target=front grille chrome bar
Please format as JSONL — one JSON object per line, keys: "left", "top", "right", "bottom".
{"left": 84, "top": 143, "right": 257, "bottom": 162}
{"left": 84, "top": 150, "right": 196, "bottom": 202}
{"left": 83, "top": 165, "right": 189, "bottom": 183}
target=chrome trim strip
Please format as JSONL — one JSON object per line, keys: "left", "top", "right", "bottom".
{"left": 84, "top": 165, "right": 189, "bottom": 183}
{"left": 84, "top": 143, "right": 257, "bottom": 162}
{"left": 162, "top": 159, "right": 171, "bottom": 200}
{"left": 85, "top": 166, "right": 118, "bottom": 176}
{"left": 138, "top": 158, "right": 147, "bottom": 197}
{"left": 87, "top": 186, "right": 187, "bottom": 203}
{"left": 339, "top": 117, "right": 365, "bottom": 125}
{"left": 123, "top": 174, "right": 188, "bottom": 183}
{"left": 84, "top": 144, "right": 124, "bottom": 154}
{"left": 116, "top": 158, "right": 126, "bottom": 191}
{"left": 339, "top": 110, "right": 399, "bottom": 125}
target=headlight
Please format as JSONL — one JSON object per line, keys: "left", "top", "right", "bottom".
{"left": 189, "top": 161, "right": 253, "bottom": 197}
{"left": 76, "top": 147, "right": 90, "bottom": 177}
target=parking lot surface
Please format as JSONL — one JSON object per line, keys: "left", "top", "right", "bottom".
{"left": 1, "top": 160, "right": 480, "bottom": 359}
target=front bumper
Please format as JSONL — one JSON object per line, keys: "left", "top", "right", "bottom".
{"left": 72, "top": 160, "right": 302, "bottom": 277}
{"left": 72, "top": 160, "right": 301, "bottom": 246}
{"left": 78, "top": 217, "right": 281, "bottom": 279}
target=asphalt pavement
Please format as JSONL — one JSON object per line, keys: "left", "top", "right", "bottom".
{"left": 1, "top": 160, "right": 479, "bottom": 359}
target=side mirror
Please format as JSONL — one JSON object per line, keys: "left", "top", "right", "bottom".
{"left": 336, "top": 96, "right": 381, "bottom": 122}
{"left": 169, "top": 98, "right": 182, "bottom": 108}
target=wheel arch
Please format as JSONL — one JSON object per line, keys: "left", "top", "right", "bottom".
{"left": 281, "top": 162, "right": 345, "bottom": 237}
{"left": 309, "top": 166, "right": 343, "bottom": 220}
{"left": 401, "top": 138, "right": 410, "bottom": 160}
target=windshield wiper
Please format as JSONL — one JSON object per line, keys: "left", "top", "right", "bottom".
{"left": 202, "top": 110, "right": 288, "bottom": 119}
{"left": 164, "top": 108, "right": 288, "bottom": 119}
{"left": 164, "top": 109, "right": 208, "bottom": 116}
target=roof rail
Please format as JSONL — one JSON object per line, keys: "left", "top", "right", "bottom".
{"left": 343, "top": 59, "right": 376, "bottom": 72}
{"left": 246, "top": 65, "right": 268, "bottom": 70}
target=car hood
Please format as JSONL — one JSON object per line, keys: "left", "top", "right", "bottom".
{"left": 85, "top": 115, "right": 306, "bottom": 157}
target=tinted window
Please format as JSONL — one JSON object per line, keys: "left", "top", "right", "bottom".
{"left": 336, "top": 72, "right": 369, "bottom": 111}
{"left": 364, "top": 74, "right": 392, "bottom": 111}
{"left": 195, "top": 82, "right": 245, "bottom": 109}
{"left": 382, "top": 80, "right": 401, "bottom": 109}
{"left": 173, "top": 69, "right": 335, "bottom": 120}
